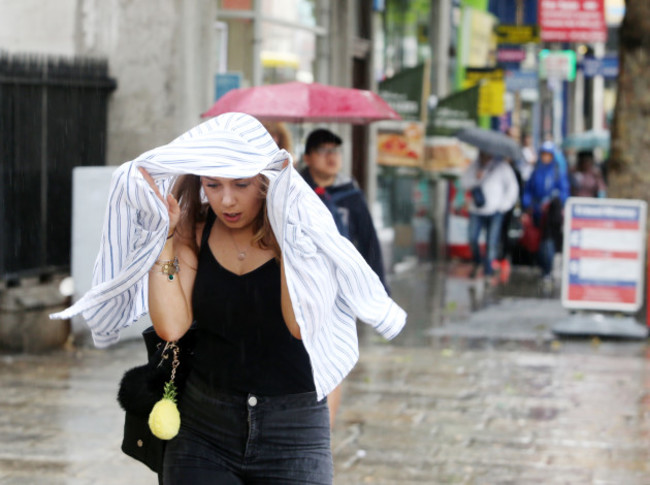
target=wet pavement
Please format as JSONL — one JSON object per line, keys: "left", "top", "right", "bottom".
{"left": 2, "top": 263, "right": 650, "bottom": 484}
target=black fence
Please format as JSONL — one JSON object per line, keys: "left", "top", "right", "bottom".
{"left": 0, "top": 53, "right": 116, "bottom": 282}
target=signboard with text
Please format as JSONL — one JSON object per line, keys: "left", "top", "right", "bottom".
{"left": 505, "top": 70, "right": 538, "bottom": 92}
{"left": 561, "top": 198, "right": 647, "bottom": 312}
{"left": 378, "top": 64, "right": 428, "bottom": 121}
{"left": 377, "top": 64, "right": 429, "bottom": 167}
{"left": 497, "top": 48, "right": 527, "bottom": 63}
{"left": 463, "top": 68, "right": 505, "bottom": 116}
{"left": 539, "top": 0, "right": 607, "bottom": 43}
{"left": 427, "top": 85, "right": 479, "bottom": 137}
{"left": 496, "top": 25, "right": 540, "bottom": 45}
{"left": 580, "top": 55, "right": 619, "bottom": 79}
{"left": 539, "top": 50, "right": 577, "bottom": 81}
{"left": 214, "top": 72, "right": 242, "bottom": 101}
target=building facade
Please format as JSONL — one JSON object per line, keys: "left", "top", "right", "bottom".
{"left": 1, "top": 0, "right": 373, "bottom": 172}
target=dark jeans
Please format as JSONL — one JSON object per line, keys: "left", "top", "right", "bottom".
{"left": 468, "top": 211, "right": 504, "bottom": 276}
{"left": 538, "top": 237, "right": 555, "bottom": 277}
{"left": 162, "top": 378, "right": 333, "bottom": 485}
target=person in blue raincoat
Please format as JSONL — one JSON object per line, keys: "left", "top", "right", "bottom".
{"left": 522, "top": 141, "right": 570, "bottom": 291}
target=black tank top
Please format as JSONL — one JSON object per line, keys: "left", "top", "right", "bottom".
{"left": 190, "top": 209, "right": 315, "bottom": 395}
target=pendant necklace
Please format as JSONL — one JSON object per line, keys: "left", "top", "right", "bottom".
{"left": 226, "top": 228, "right": 248, "bottom": 261}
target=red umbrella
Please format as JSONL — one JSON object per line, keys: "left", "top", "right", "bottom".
{"left": 201, "top": 81, "right": 401, "bottom": 124}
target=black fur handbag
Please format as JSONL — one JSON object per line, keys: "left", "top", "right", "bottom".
{"left": 117, "top": 325, "right": 196, "bottom": 474}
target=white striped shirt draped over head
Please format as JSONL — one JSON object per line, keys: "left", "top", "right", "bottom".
{"left": 51, "top": 112, "right": 406, "bottom": 400}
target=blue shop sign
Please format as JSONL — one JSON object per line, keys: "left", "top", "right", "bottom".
{"left": 214, "top": 72, "right": 242, "bottom": 101}
{"left": 580, "top": 56, "right": 619, "bottom": 79}
{"left": 505, "top": 70, "right": 538, "bottom": 92}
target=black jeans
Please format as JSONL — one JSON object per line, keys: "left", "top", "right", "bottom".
{"left": 162, "top": 377, "right": 333, "bottom": 484}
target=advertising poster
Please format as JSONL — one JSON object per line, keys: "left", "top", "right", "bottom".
{"left": 424, "top": 85, "right": 478, "bottom": 174}
{"left": 562, "top": 198, "right": 647, "bottom": 312}
{"left": 463, "top": 68, "right": 506, "bottom": 116}
{"left": 539, "top": 0, "right": 607, "bottom": 43}
{"left": 495, "top": 25, "right": 540, "bottom": 45}
{"left": 376, "top": 121, "right": 424, "bottom": 168}
{"left": 458, "top": 7, "right": 498, "bottom": 69}
{"left": 423, "top": 138, "right": 471, "bottom": 174}
{"left": 377, "top": 64, "right": 429, "bottom": 168}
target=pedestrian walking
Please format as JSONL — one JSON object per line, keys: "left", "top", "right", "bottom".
{"left": 51, "top": 113, "right": 406, "bottom": 484}
{"left": 522, "top": 141, "right": 570, "bottom": 293}
{"left": 299, "top": 128, "right": 389, "bottom": 428}
{"left": 520, "top": 132, "right": 537, "bottom": 182}
{"left": 300, "top": 128, "right": 388, "bottom": 290}
{"left": 496, "top": 156, "right": 524, "bottom": 282}
{"left": 571, "top": 150, "right": 607, "bottom": 198}
{"left": 460, "top": 151, "right": 519, "bottom": 283}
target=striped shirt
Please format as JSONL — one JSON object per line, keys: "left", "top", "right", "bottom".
{"left": 51, "top": 112, "right": 406, "bottom": 400}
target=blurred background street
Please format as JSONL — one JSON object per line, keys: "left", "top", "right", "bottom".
{"left": 2, "top": 263, "right": 650, "bottom": 485}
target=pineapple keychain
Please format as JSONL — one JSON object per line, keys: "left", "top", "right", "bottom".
{"left": 148, "top": 342, "right": 182, "bottom": 440}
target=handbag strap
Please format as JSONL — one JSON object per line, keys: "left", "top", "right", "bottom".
{"left": 158, "top": 341, "right": 180, "bottom": 384}
{"left": 476, "top": 159, "right": 498, "bottom": 186}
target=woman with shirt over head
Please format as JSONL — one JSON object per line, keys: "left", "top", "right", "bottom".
{"left": 51, "top": 113, "right": 406, "bottom": 485}
{"left": 143, "top": 165, "right": 326, "bottom": 484}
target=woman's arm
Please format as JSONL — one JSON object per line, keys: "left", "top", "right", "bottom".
{"left": 139, "top": 167, "right": 196, "bottom": 342}
{"left": 148, "top": 236, "right": 197, "bottom": 341}
{"left": 280, "top": 257, "right": 301, "bottom": 339}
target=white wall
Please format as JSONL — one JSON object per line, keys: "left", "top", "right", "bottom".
{"left": 0, "top": 0, "right": 77, "bottom": 55}
{"left": 77, "top": 0, "right": 217, "bottom": 166}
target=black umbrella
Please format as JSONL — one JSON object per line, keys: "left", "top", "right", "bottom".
{"left": 456, "top": 127, "right": 524, "bottom": 162}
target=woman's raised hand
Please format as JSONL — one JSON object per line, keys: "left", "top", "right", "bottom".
{"left": 138, "top": 167, "right": 181, "bottom": 237}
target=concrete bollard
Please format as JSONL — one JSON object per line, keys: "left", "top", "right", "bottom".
{"left": 0, "top": 278, "right": 71, "bottom": 352}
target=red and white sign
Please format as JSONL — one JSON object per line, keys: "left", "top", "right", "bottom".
{"left": 561, "top": 198, "right": 647, "bottom": 312}
{"left": 539, "top": 0, "right": 607, "bottom": 43}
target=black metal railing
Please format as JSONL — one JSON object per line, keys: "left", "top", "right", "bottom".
{"left": 0, "top": 53, "right": 117, "bottom": 281}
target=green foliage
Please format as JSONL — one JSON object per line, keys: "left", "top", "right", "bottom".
{"left": 162, "top": 381, "right": 178, "bottom": 403}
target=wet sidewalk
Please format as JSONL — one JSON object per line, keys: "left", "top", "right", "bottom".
{"left": 2, "top": 263, "right": 650, "bottom": 484}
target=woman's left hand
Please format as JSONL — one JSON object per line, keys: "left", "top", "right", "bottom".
{"left": 138, "top": 167, "right": 181, "bottom": 236}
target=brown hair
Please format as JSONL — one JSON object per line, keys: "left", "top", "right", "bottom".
{"left": 262, "top": 121, "right": 293, "bottom": 154}
{"left": 172, "top": 174, "right": 280, "bottom": 259}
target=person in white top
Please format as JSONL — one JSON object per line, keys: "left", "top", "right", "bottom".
{"left": 520, "top": 133, "right": 537, "bottom": 181}
{"left": 460, "top": 151, "right": 520, "bottom": 280}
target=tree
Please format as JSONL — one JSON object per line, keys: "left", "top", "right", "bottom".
{"left": 608, "top": 0, "right": 650, "bottom": 203}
